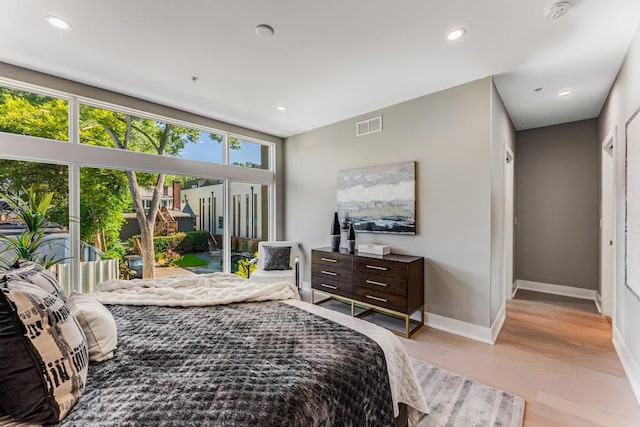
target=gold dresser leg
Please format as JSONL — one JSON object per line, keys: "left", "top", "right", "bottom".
{"left": 405, "top": 314, "right": 410, "bottom": 338}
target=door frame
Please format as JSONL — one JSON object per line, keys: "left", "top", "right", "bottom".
{"left": 504, "top": 146, "right": 515, "bottom": 300}
{"left": 600, "top": 127, "right": 617, "bottom": 320}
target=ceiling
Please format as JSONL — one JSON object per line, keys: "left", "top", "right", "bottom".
{"left": 1, "top": 1, "right": 639, "bottom": 138}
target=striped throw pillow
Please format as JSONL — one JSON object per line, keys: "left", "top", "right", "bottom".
{"left": 2, "top": 260, "right": 67, "bottom": 302}
{"left": 0, "top": 278, "right": 88, "bottom": 424}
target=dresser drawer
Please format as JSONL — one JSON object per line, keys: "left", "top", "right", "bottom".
{"left": 354, "top": 271, "right": 407, "bottom": 297}
{"left": 312, "top": 250, "right": 353, "bottom": 269}
{"left": 354, "top": 257, "right": 407, "bottom": 279}
{"left": 312, "top": 276, "right": 352, "bottom": 299}
{"left": 311, "top": 264, "right": 352, "bottom": 283}
{"left": 353, "top": 286, "right": 406, "bottom": 313}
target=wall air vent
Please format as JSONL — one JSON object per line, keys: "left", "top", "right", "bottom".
{"left": 356, "top": 116, "right": 383, "bottom": 137}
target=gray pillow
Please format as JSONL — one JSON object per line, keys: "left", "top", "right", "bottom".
{"left": 262, "top": 246, "right": 292, "bottom": 271}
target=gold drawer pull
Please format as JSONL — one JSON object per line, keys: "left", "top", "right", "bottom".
{"left": 321, "top": 257, "right": 338, "bottom": 263}
{"left": 366, "top": 295, "right": 388, "bottom": 303}
{"left": 320, "top": 283, "right": 338, "bottom": 290}
{"left": 366, "top": 264, "right": 388, "bottom": 271}
{"left": 321, "top": 270, "right": 337, "bottom": 276}
{"left": 366, "top": 279, "right": 388, "bottom": 287}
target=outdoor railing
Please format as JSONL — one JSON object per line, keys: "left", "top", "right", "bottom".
{"left": 49, "top": 259, "right": 119, "bottom": 295}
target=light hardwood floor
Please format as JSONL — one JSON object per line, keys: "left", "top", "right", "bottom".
{"left": 402, "top": 293, "right": 640, "bottom": 426}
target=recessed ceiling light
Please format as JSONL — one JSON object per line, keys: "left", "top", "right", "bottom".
{"left": 558, "top": 90, "right": 572, "bottom": 97}
{"left": 255, "top": 24, "right": 275, "bottom": 38}
{"left": 276, "top": 105, "right": 287, "bottom": 111}
{"left": 447, "top": 28, "right": 466, "bottom": 41}
{"left": 44, "top": 15, "right": 71, "bottom": 30}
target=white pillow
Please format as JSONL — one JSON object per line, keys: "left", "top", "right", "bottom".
{"left": 67, "top": 292, "right": 117, "bottom": 362}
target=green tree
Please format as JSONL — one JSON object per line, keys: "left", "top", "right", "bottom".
{"left": 80, "top": 105, "right": 200, "bottom": 278}
{"left": 0, "top": 88, "right": 68, "bottom": 141}
{"left": 0, "top": 89, "right": 70, "bottom": 228}
{"left": 80, "top": 168, "right": 130, "bottom": 250}
{"left": 0, "top": 87, "right": 239, "bottom": 278}
{"left": 0, "top": 89, "right": 128, "bottom": 256}
{"left": 231, "top": 161, "right": 260, "bottom": 168}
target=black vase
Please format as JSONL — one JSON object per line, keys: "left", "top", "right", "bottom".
{"left": 347, "top": 223, "right": 356, "bottom": 254}
{"left": 331, "top": 212, "right": 341, "bottom": 251}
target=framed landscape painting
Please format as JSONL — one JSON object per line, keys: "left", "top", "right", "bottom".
{"left": 337, "top": 161, "right": 416, "bottom": 235}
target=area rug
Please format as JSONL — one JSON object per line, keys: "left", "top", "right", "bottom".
{"left": 411, "top": 357, "right": 525, "bottom": 427}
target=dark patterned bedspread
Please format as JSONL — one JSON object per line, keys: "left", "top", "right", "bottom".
{"left": 61, "top": 301, "right": 395, "bottom": 427}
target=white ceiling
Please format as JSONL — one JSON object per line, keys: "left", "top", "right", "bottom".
{"left": 1, "top": 0, "right": 639, "bottom": 137}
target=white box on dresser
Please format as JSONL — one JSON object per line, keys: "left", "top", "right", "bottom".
{"left": 357, "top": 244, "right": 391, "bottom": 255}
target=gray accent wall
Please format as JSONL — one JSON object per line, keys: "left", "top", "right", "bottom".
{"left": 515, "top": 119, "right": 600, "bottom": 290}
{"left": 285, "top": 77, "right": 499, "bottom": 327}
{"left": 599, "top": 24, "right": 640, "bottom": 398}
{"left": 490, "top": 81, "right": 516, "bottom": 324}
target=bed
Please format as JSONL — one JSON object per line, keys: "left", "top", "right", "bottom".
{"left": 0, "top": 272, "right": 429, "bottom": 426}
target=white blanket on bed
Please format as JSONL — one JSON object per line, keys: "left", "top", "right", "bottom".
{"left": 93, "top": 272, "right": 299, "bottom": 306}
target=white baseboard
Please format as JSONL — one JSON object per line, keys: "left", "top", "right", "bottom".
{"left": 512, "top": 280, "right": 518, "bottom": 298}
{"left": 516, "top": 279, "right": 597, "bottom": 301}
{"left": 491, "top": 304, "right": 506, "bottom": 344}
{"left": 613, "top": 327, "right": 640, "bottom": 406}
{"left": 426, "top": 311, "right": 501, "bottom": 345}
{"left": 594, "top": 292, "right": 603, "bottom": 314}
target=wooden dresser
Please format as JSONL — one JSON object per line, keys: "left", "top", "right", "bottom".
{"left": 311, "top": 247, "right": 424, "bottom": 337}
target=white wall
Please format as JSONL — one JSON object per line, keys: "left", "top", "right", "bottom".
{"left": 490, "top": 79, "right": 517, "bottom": 324}
{"left": 285, "top": 78, "right": 495, "bottom": 327}
{"left": 599, "top": 25, "right": 640, "bottom": 403}
{"left": 182, "top": 182, "right": 264, "bottom": 239}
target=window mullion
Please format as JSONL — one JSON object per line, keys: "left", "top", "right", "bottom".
{"left": 69, "top": 97, "right": 81, "bottom": 292}
{"left": 269, "top": 143, "right": 276, "bottom": 241}
{"left": 222, "top": 134, "right": 230, "bottom": 274}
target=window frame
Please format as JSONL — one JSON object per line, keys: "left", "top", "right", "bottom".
{"left": 0, "top": 79, "right": 277, "bottom": 288}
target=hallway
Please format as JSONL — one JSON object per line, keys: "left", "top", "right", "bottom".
{"left": 513, "top": 288, "right": 599, "bottom": 314}
{"left": 403, "top": 297, "right": 640, "bottom": 426}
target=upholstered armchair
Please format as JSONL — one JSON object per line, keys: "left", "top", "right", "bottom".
{"left": 248, "top": 241, "right": 299, "bottom": 288}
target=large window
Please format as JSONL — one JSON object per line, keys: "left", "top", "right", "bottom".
{"left": 0, "top": 82, "right": 275, "bottom": 290}
{"left": 229, "top": 138, "right": 270, "bottom": 170}
{"left": 0, "top": 86, "right": 69, "bottom": 140}
{"left": 80, "top": 104, "right": 224, "bottom": 164}
{"left": 79, "top": 168, "right": 225, "bottom": 292}
{"left": 0, "top": 159, "right": 70, "bottom": 287}
{"left": 230, "top": 182, "right": 269, "bottom": 274}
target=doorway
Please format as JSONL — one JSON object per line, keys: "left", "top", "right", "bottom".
{"left": 600, "top": 128, "right": 616, "bottom": 318}
{"left": 504, "top": 147, "right": 515, "bottom": 300}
